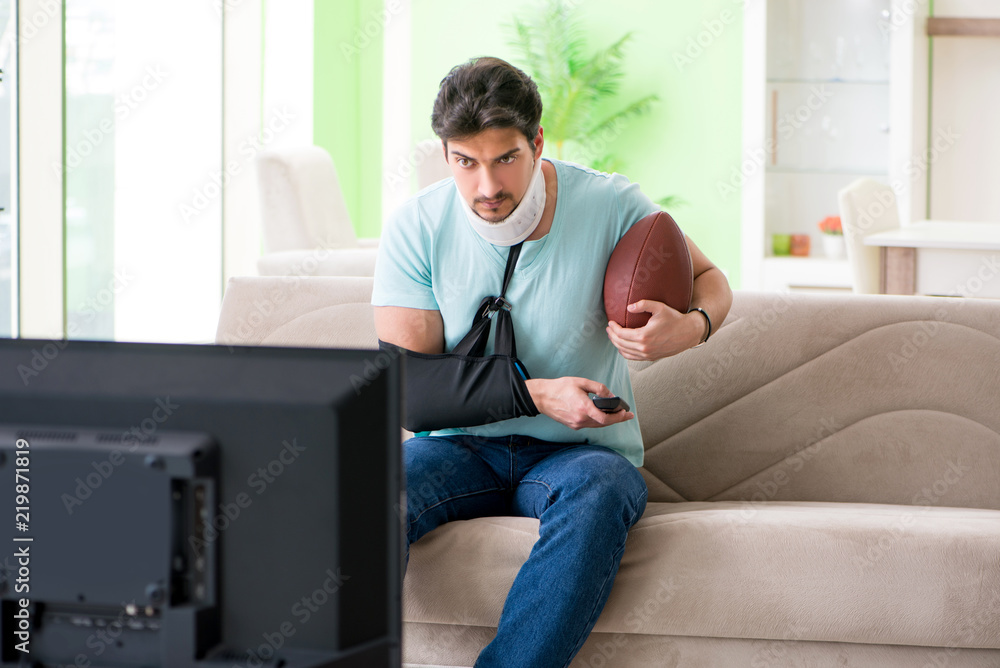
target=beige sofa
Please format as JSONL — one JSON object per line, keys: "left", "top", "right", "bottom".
{"left": 216, "top": 277, "right": 1000, "bottom": 668}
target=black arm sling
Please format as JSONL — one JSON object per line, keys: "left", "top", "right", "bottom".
{"left": 379, "top": 242, "right": 539, "bottom": 433}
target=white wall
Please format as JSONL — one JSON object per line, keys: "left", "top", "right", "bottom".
{"left": 928, "top": 0, "right": 1000, "bottom": 222}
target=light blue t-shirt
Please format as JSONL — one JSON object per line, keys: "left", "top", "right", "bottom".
{"left": 371, "top": 158, "right": 662, "bottom": 466}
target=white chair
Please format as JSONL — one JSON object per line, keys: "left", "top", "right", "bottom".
{"left": 837, "top": 179, "right": 901, "bottom": 294}
{"left": 415, "top": 138, "right": 452, "bottom": 190}
{"left": 255, "top": 146, "right": 378, "bottom": 277}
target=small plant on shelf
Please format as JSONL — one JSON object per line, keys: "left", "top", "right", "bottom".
{"left": 818, "top": 216, "right": 846, "bottom": 259}
{"left": 818, "top": 216, "right": 843, "bottom": 235}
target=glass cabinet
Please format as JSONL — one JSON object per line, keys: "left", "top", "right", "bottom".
{"left": 743, "top": 0, "right": 893, "bottom": 292}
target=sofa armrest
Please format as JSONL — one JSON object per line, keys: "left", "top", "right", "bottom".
{"left": 216, "top": 276, "right": 378, "bottom": 349}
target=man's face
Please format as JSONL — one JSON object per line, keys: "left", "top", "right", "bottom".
{"left": 445, "top": 127, "right": 543, "bottom": 223}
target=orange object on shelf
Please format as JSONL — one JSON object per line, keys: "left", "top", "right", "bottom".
{"left": 790, "top": 234, "right": 811, "bottom": 257}
{"left": 818, "top": 216, "right": 843, "bottom": 235}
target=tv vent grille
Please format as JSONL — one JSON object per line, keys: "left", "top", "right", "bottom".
{"left": 213, "top": 649, "right": 277, "bottom": 664}
{"left": 16, "top": 429, "right": 77, "bottom": 442}
{"left": 95, "top": 433, "right": 159, "bottom": 445}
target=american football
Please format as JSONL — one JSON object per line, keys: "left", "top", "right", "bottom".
{"left": 603, "top": 211, "right": 694, "bottom": 328}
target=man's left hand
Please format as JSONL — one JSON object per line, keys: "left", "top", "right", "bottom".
{"left": 606, "top": 300, "right": 706, "bottom": 361}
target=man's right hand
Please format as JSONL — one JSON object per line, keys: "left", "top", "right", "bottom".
{"left": 525, "top": 377, "right": 635, "bottom": 430}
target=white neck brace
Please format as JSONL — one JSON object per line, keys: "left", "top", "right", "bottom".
{"left": 460, "top": 156, "right": 546, "bottom": 246}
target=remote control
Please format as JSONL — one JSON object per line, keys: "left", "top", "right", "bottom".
{"left": 592, "top": 396, "right": 630, "bottom": 413}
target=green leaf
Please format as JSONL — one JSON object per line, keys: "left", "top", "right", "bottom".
{"left": 502, "top": 0, "right": 680, "bottom": 200}
{"left": 588, "top": 94, "right": 659, "bottom": 137}
{"left": 655, "top": 195, "right": 686, "bottom": 209}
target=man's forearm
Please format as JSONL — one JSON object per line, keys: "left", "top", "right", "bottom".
{"left": 379, "top": 340, "right": 538, "bottom": 432}
{"left": 689, "top": 267, "right": 733, "bottom": 343}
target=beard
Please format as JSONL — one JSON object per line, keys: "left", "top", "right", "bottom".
{"left": 473, "top": 193, "right": 517, "bottom": 223}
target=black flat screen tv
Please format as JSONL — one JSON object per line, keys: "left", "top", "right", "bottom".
{"left": 0, "top": 338, "right": 402, "bottom": 668}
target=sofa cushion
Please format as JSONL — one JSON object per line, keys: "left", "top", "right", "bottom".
{"left": 218, "top": 281, "right": 1000, "bottom": 511}
{"left": 403, "top": 623, "right": 1000, "bottom": 668}
{"left": 404, "top": 500, "right": 1000, "bottom": 649}
{"left": 631, "top": 292, "right": 1000, "bottom": 509}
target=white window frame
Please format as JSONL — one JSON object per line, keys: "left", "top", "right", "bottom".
{"left": 18, "top": 0, "right": 63, "bottom": 339}
{"left": 16, "top": 0, "right": 283, "bottom": 340}
{"left": 223, "top": 0, "right": 264, "bottom": 285}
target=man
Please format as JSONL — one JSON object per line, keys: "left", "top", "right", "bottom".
{"left": 373, "top": 57, "right": 732, "bottom": 668}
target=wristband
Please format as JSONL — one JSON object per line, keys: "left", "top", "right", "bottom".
{"left": 690, "top": 307, "right": 712, "bottom": 346}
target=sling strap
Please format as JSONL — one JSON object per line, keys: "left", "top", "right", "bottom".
{"left": 451, "top": 242, "right": 523, "bottom": 361}
{"left": 378, "top": 241, "right": 538, "bottom": 432}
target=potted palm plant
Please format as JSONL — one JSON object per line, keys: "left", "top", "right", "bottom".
{"left": 506, "top": 0, "right": 678, "bottom": 206}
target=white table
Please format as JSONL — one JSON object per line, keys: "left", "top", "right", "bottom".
{"left": 863, "top": 220, "right": 1000, "bottom": 297}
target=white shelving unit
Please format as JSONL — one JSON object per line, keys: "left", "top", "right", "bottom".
{"left": 742, "top": 0, "right": 896, "bottom": 293}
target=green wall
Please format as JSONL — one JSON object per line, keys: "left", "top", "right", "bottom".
{"left": 410, "top": 0, "right": 744, "bottom": 284}
{"left": 317, "top": 1, "right": 744, "bottom": 283}
{"left": 314, "top": 0, "right": 384, "bottom": 238}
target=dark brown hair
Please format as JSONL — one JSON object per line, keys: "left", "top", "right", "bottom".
{"left": 431, "top": 57, "right": 543, "bottom": 147}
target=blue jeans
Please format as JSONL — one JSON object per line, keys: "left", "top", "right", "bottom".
{"left": 404, "top": 433, "right": 648, "bottom": 668}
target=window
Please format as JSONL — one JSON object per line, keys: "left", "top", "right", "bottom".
{"left": 65, "top": 0, "right": 223, "bottom": 342}
{"left": 0, "top": 0, "right": 15, "bottom": 337}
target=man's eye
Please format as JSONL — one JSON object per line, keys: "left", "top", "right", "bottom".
{"left": 457, "top": 158, "right": 472, "bottom": 168}
{"left": 499, "top": 155, "right": 515, "bottom": 164}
